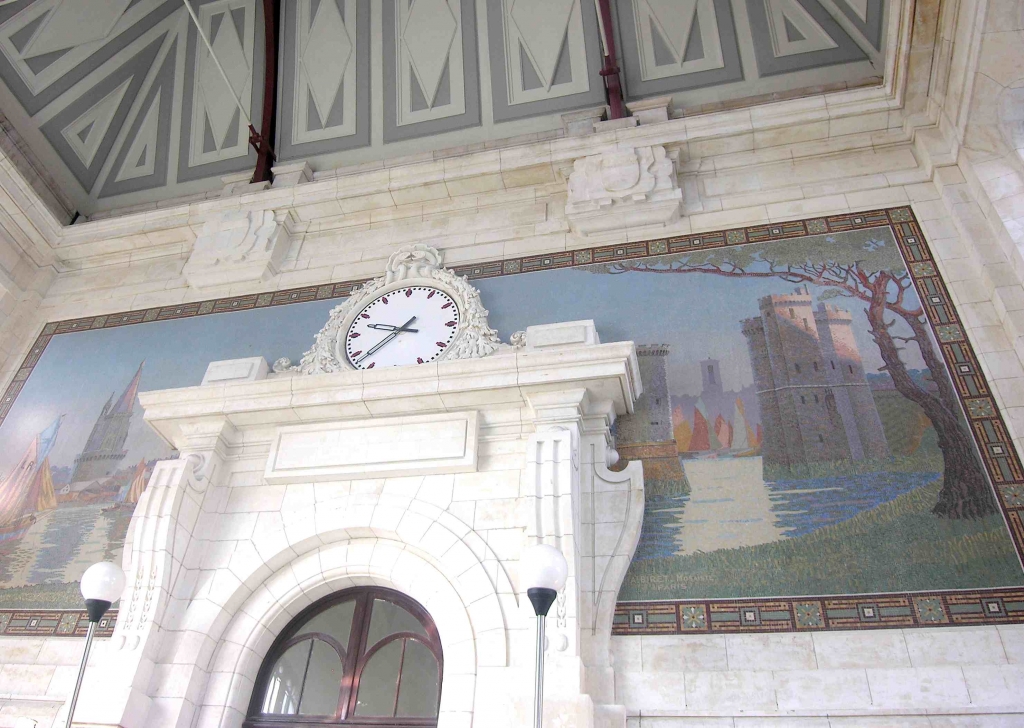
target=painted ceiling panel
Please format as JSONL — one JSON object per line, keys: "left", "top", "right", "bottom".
{"left": 0, "top": 0, "right": 888, "bottom": 216}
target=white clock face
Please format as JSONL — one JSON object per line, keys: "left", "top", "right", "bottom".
{"left": 344, "top": 286, "right": 461, "bottom": 370}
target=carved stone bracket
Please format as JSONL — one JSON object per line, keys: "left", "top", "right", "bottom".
{"left": 565, "top": 145, "right": 683, "bottom": 236}
{"left": 183, "top": 209, "right": 299, "bottom": 289}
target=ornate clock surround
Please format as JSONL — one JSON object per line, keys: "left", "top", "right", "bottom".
{"left": 293, "top": 244, "right": 503, "bottom": 374}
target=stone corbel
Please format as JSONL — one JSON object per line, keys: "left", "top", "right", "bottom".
{"left": 565, "top": 145, "right": 683, "bottom": 236}
{"left": 70, "top": 422, "right": 234, "bottom": 728}
{"left": 183, "top": 208, "right": 297, "bottom": 289}
{"left": 71, "top": 450, "right": 224, "bottom": 728}
{"left": 524, "top": 389, "right": 643, "bottom": 728}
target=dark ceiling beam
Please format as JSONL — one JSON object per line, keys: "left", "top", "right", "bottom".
{"left": 595, "top": 0, "right": 627, "bottom": 119}
{"left": 250, "top": 0, "right": 280, "bottom": 184}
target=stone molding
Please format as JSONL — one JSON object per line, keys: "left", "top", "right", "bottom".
{"left": 0, "top": 83, "right": 903, "bottom": 271}
{"left": 182, "top": 209, "right": 297, "bottom": 289}
{"left": 565, "top": 145, "right": 683, "bottom": 236}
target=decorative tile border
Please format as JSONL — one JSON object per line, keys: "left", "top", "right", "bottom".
{"left": 614, "top": 587, "right": 1024, "bottom": 634}
{"left": 0, "top": 608, "right": 116, "bottom": 638}
{"left": 3, "top": 207, "right": 1024, "bottom": 634}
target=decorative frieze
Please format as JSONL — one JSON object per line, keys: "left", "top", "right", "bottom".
{"left": 565, "top": 144, "right": 683, "bottom": 235}
{"left": 182, "top": 209, "right": 296, "bottom": 289}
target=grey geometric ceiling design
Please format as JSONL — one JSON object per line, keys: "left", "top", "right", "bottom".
{"left": 744, "top": 0, "right": 867, "bottom": 76}
{"left": 486, "top": 0, "right": 607, "bottom": 123}
{"left": 100, "top": 38, "right": 176, "bottom": 197}
{"left": 380, "top": 0, "right": 481, "bottom": 144}
{"left": 0, "top": 0, "right": 887, "bottom": 215}
{"left": 39, "top": 33, "right": 163, "bottom": 191}
{"left": 0, "top": 0, "right": 262, "bottom": 207}
{"left": 276, "top": 0, "right": 370, "bottom": 161}
{"left": 616, "top": 0, "right": 745, "bottom": 98}
{"left": 176, "top": 0, "right": 262, "bottom": 183}
{"left": 833, "top": 0, "right": 884, "bottom": 50}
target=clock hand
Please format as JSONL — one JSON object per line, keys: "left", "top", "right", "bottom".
{"left": 367, "top": 323, "right": 420, "bottom": 332}
{"left": 355, "top": 317, "right": 419, "bottom": 365}
{"left": 356, "top": 331, "right": 398, "bottom": 364}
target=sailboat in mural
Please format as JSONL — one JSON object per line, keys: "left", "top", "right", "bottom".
{"left": 104, "top": 459, "right": 149, "bottom": 512}
{"left": 0, "top": 416, "right": 63, "bottom": 542}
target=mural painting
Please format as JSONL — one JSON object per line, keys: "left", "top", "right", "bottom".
{"left": 1, "top": 209, "right": 1023, "bottom": 632}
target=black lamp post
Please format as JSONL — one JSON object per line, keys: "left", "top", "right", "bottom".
{"left": 65, "top": 561, "right": 126, "bottom": 728}
{"left": 521, "top": 543, "right": 569, "bottom": 728}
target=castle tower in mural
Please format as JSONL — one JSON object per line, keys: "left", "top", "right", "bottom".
{"left": 617, "top": 344, "right": 673, "bottom": 445}
{"left": 741, "top": 289, "right": 888, "bottom": 468}
{"left": 71, "top": 362, "right": 144, "bottom": 483}
{"left": 614, "top": 345, "right": 688, "bottom": 491}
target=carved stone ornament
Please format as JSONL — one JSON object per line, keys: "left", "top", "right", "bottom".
{"left": 295, "top": 245, "right": 503, "bottom": 374}
{"left": 565, "top": 144, "right": 682, "bottom": 236}
{"left": 183, "top": 209, "right": 294, "bottom": 289}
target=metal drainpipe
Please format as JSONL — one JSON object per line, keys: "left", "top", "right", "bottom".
{"left": 251, "top": 0, "right": 280, "bottom": 184}
{"left": 594, "top": 0, "right": 627, "bottom": 119}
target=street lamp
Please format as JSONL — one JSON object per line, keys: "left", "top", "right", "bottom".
{"left": 521, "top": 543, "right": 568, "bottom": 728}
{"left": 65, "top": 561, "right": 126, "bottom": 728}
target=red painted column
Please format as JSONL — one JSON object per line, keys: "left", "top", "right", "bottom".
{"left": 595, "top": 0, "right": 627, "bottom": 119}
{"left": 251, "top": 0, "right": 280, "bottom": 184}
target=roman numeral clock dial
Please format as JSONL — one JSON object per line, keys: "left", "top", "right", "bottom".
{"left": 344, "top": 287, "right": 460, "bottom": 370}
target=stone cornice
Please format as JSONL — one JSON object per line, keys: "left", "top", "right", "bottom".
{"left": 0, "top": 84, "right": 908, "bottom": 273}
{"left": 139, "top": 342, "right": 641, "bottom": 451}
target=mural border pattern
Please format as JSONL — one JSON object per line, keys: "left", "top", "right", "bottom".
{"left": 3, "top": 206, "right": 1024, "bottom": 636}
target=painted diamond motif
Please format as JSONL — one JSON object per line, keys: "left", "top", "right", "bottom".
{"left": 794, "top": 602, "right": 823, "bottom": 628}
{"left": 302, "top": 0, "right": 351, "bottom": 120}
{"left": 1001, "top": 484, "right": 1024, "bottom": 506}
{"left": 26, "top": 0, "right": 132, "bottom": 56}
{"left": 966, "top": 397, "right": 996, "bottom": 418}
{"left": 200, "top": 11, "right": 250, "bottom": 145}
{"left": 403, "top": 0, "right": 457, "bottom": 106}
{"left": 510, "top": 0, "right": 574, "bottom": 86}
{"left": 914, "top": 597, "right": 946, "bottom": 623}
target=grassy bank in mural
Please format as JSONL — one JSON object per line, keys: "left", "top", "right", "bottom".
{"left": 1, "top": 216, "right": 1022, "bottom": 612}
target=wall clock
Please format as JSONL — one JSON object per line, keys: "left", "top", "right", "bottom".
{"left": 344, "top": 286, "right": 460, "bottom": 370}
{"left": 291, "top": 244, "right": 502, "bottom": 374}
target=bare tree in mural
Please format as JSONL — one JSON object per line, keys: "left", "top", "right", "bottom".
{"left": 595, "top": 234, "right": 997, "bottom": 519}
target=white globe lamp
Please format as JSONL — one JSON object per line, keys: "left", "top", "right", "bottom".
{"left": 80, "top": 561, "right": 126, "bottom": 620}
{"left": 521, "top": 543, "right": 568, "bottom": 728}
{"left": 66, "top": 562, "right": 126, "bottom": 728}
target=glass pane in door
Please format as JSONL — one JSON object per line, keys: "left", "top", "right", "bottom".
{"left": 396, "top": 640, "right": 440, "bottom": 718}
{"left": 366, "top": 599, "right": 426, "bottom": 647}
{"left": 295, "top": 598, "right": 356, "bottom": 648}
{"left": 261, "top": 641, "right": 310, "bottom": 715}
{"left": 353, "top": 640, "right": 402, "bottom": 716}
{"left": 297, "top": 639, "right": 344, "bottom": 716}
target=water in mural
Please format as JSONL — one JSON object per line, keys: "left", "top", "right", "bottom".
{"left": 1, "top": 225, "right": 1022, "bottom": 610}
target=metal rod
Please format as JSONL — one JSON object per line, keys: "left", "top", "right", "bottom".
{"left": 533, "top": 613, "right": 546, "bottom": 728}
{"left": 64, "top": 621, "right": 96, "bottom": 728}
{"left": 181, "top": 0, "right": 252, "bottom": 127}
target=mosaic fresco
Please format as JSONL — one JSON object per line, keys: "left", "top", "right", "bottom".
{"left": 2, "top": 208, "right": 1024, "bottom": 636}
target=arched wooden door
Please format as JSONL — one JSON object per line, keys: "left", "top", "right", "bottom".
{"left": 245, "top": 587, "right": 443, "bottom": 728}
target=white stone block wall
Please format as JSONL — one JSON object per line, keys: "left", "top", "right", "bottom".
{"left": 612, "top": 626, "right": 1024, "bottom": 725}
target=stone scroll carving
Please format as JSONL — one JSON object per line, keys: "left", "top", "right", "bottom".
{"left": 565, "top": 144, "right": 683, "bottom": 236}
{"left": 183, "top": 209, "right": 294, "bottom": 289}
{"left": 294, "top": 244, "right": 502, "bottom": 374}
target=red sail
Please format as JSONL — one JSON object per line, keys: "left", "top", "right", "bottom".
{"left": 689, "top": 408, "right": 711, "bottom": 452}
